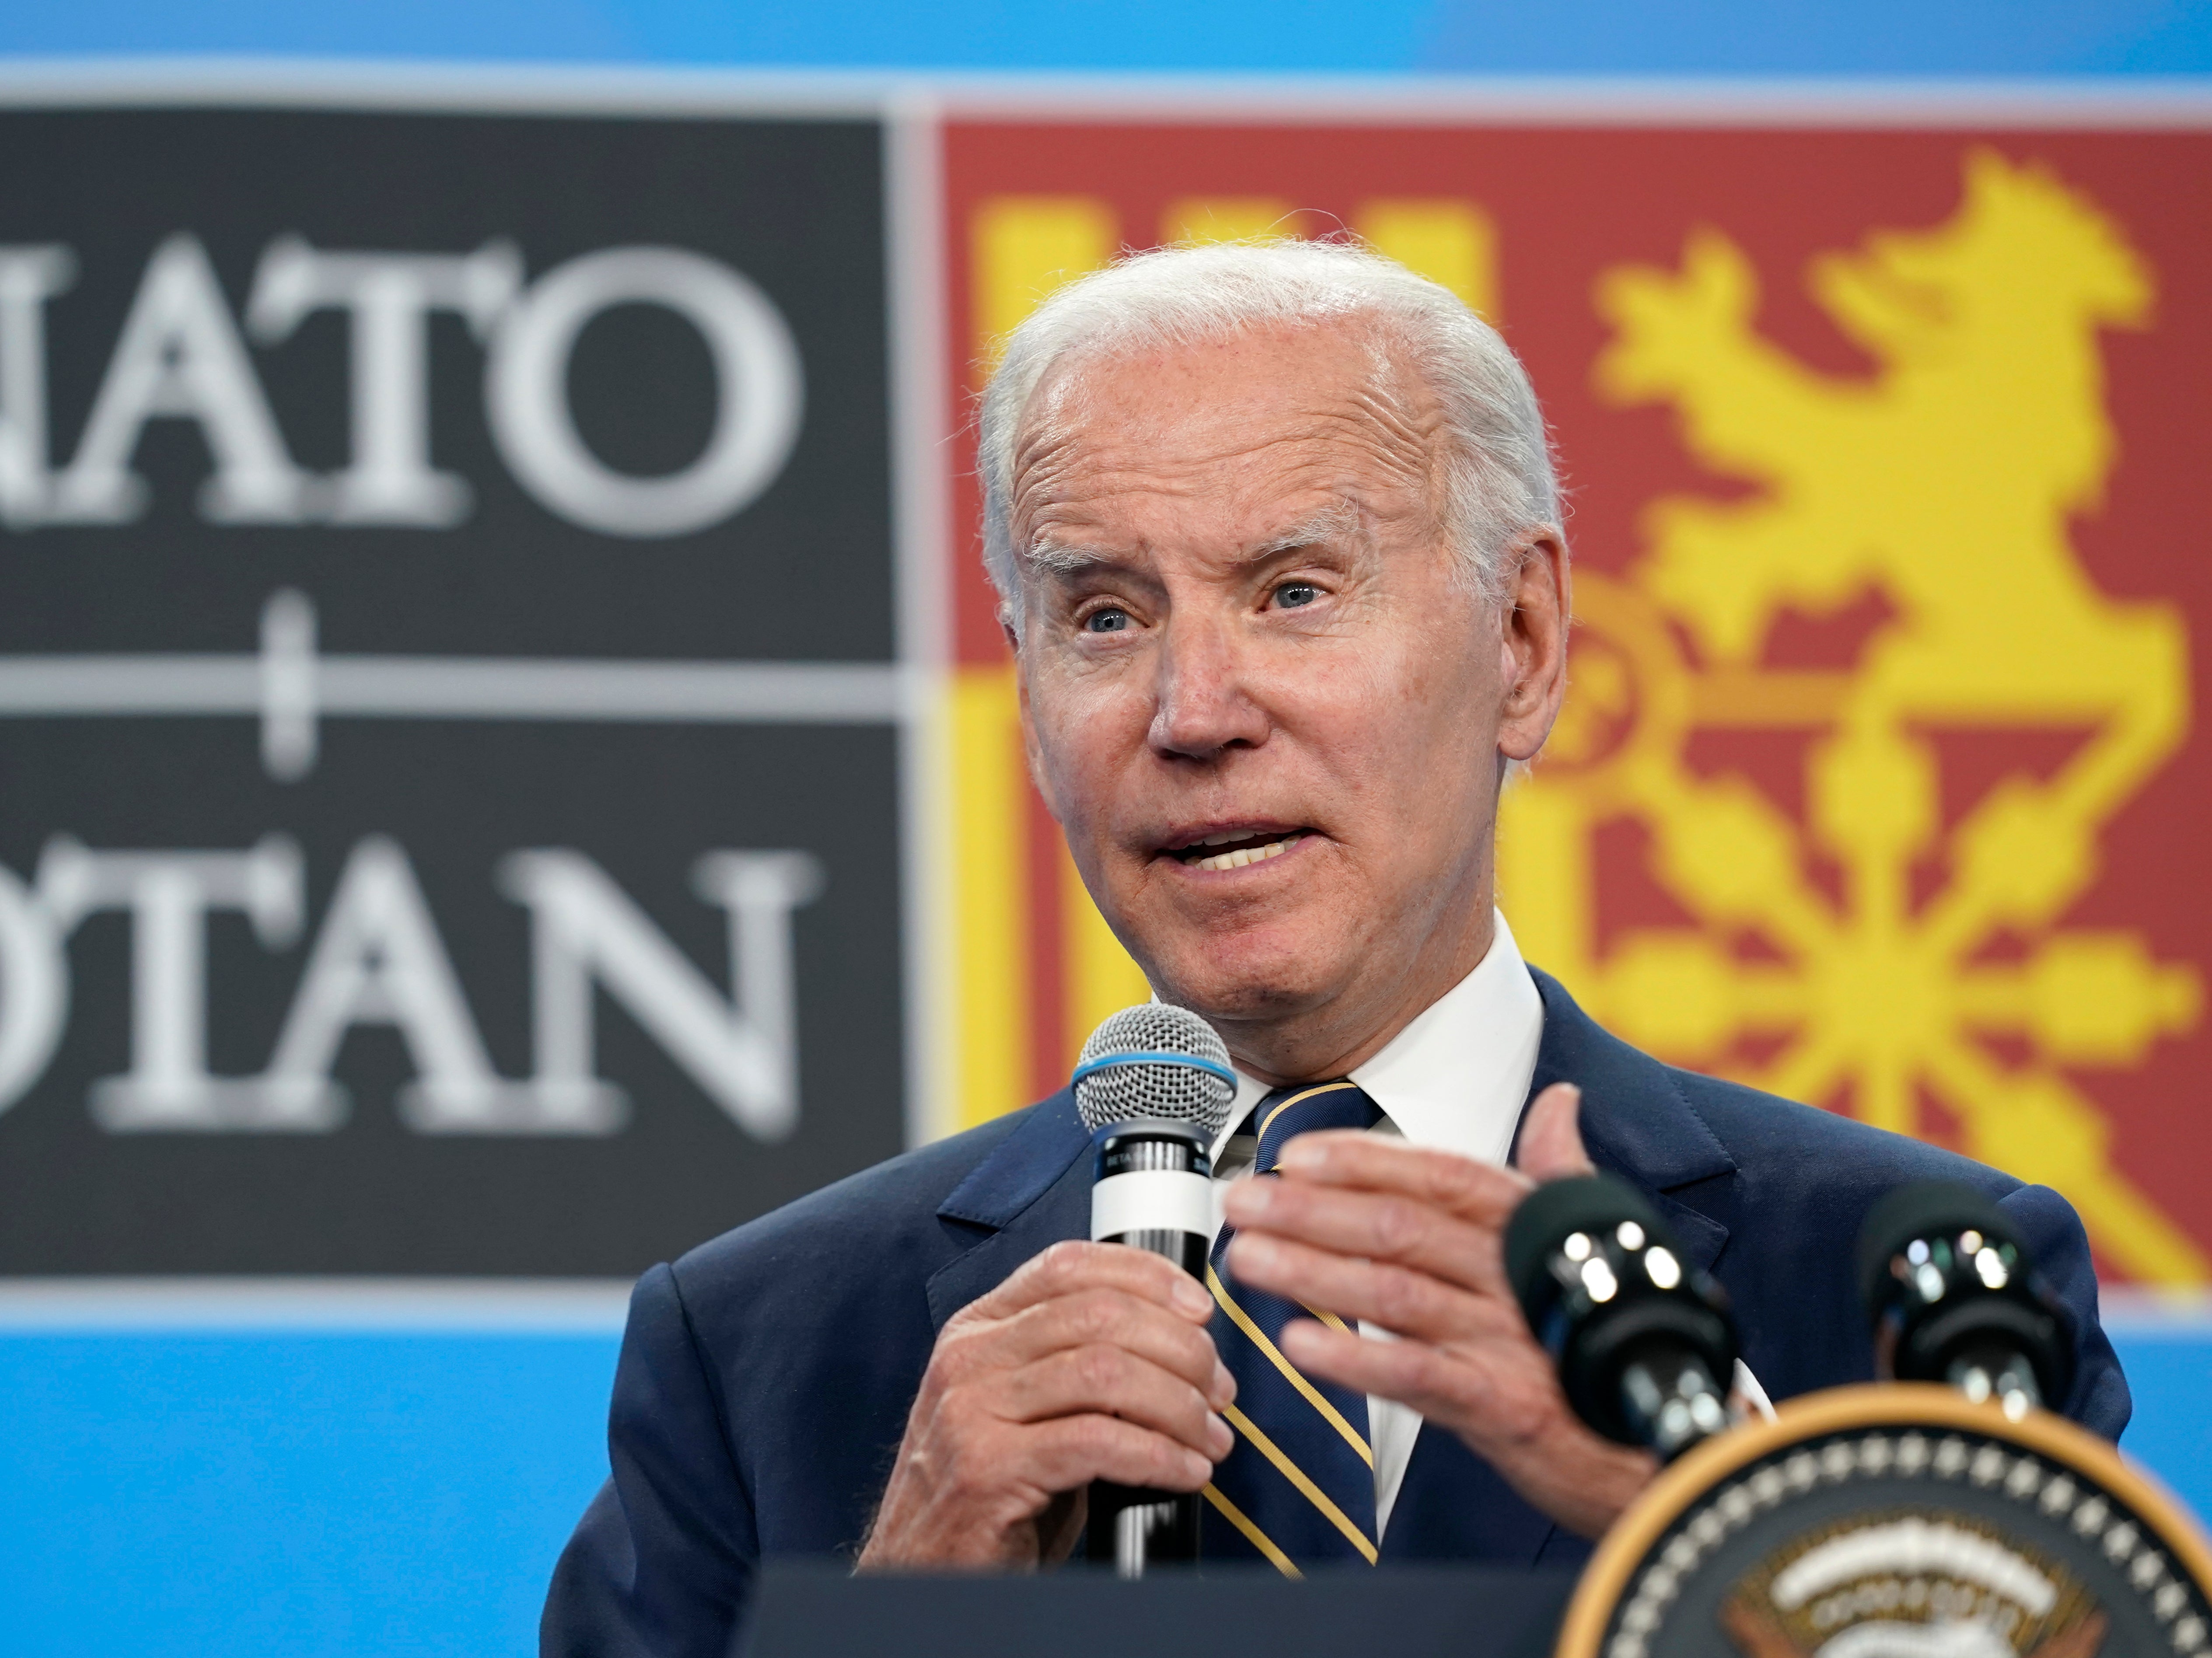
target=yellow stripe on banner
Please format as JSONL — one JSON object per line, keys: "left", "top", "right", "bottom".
{"left": 1355, "top": 199, "right": 1499, "bottom": 321}
{"left": 958, "top": 197, "right": 1122, "bottom": 1121}
{"left": 950, "top": 664, "right": 1028, "bottom": 1131}
{"left": 972, "top": 196, "right": 1118, "bottom": 373}
{"left": 1062, "top": 848, "right": 1151, "bottom": 1079}
{"left": 1495, "top": 782, "right": 1599, "bottom": 1010}
{"left": 1221, "top": 1404, "right": 1380, "bottom": 1565}
{"left": 1206, "top": 1266, "right": 1373, "bottom": 1468}
{"left": 1201, "top": 1483, "right": 1302, "bottom": 1579}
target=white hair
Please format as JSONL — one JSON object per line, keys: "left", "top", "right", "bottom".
{"left": 978, "top": 237, "right": 1562, "bottom": 613}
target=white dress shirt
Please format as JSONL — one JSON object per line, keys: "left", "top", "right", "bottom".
{"left": 1204, "top": 909, "right": 1544, "bottom": 1539}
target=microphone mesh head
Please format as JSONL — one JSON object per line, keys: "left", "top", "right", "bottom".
{"left": 1073, "top": 1004, "right": 1237, "bottom": 1137}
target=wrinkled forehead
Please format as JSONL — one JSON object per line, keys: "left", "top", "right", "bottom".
{"left": 1007, "top": 316, "right": 1443, "bottom": 519}
{"left": 1020, "top": 312, "right": 1426, "bottom": 434}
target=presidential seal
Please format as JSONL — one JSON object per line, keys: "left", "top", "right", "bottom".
{"left": 1557, "top": 1386, "right": 2212, "bottom": 1658}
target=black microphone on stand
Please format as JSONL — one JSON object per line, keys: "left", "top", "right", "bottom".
{"left": 1506, "top": 1173, "right": 1740, "bottom": 1461}
{"left": 1859, "top": 1180, "right": 2074, "bottom": 1419}
{"left": 1071, "top": 1004, "right": 1238, "bottom": 1578}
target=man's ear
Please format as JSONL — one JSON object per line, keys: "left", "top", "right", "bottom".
{"left": 1498, "top": 528, "right": 1571, "bottom": 764}
{"left": 997, "top": 600, "right": 1020, "bottom": 657}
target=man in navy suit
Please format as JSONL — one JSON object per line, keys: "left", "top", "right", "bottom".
{"left": 543, "top": 239, "right": 2127, "bottom": 1658}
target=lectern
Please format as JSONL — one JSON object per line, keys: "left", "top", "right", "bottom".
{"left": 739, "top": 1562, "right": 1579, "bottom": 1658}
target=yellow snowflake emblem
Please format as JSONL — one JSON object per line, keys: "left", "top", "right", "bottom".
{"left": 1501, "top": 149, "right": 2204, "bottom": 1283}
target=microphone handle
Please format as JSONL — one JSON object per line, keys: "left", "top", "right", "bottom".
{"left": 1087, "top": 1481, "right": 1202, "bottom": 1577}
{"left": 1087, "top": 1126, "right": 1215, "bottom": 1576}
{"left": 1086, "top": 1224, "right": 1208, "bottom": 1574}
{"left": 1101, "top": 1226, "right": 1209, "bottom": 1277}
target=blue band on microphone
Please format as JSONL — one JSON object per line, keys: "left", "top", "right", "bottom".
{"left": 1070, "top": 1050, "right": 1237, "bottom": 1090}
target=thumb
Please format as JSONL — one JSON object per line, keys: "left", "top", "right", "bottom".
{"left": 1514, "top": 1082, "right": 1597, "bottom": 1183}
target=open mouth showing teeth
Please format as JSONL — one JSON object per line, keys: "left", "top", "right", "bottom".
{"left": 1170, "top": 830, "right": 1307, "bottom": 872}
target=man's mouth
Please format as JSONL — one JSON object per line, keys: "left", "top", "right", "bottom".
{"left": 1164, "top": 827, "right": 1309, "bottom": 872}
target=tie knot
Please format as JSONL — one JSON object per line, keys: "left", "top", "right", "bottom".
{"left": 1252, "top": 1082, "right": 1382, "bottom": 1173}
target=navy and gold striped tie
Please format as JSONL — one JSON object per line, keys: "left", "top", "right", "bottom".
{"left": 1202, "top": 1081, "right": 1385, "bottom": 1575}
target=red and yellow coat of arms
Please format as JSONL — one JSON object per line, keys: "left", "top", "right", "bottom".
{"left": 930, "top": 112, "right": 2212, "bottom": 1287}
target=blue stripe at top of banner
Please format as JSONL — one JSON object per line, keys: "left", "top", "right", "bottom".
{"left": 4, "top": 3, "right": 2212, "bottom": 75}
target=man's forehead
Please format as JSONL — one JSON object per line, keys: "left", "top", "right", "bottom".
{"left": 1013, "top": 327, "right": 1435, "bottom": 524}
{"left": 1027, "top": 318, "right": 1412, "bottom": 428}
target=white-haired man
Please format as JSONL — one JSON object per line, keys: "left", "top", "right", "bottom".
{"left": 542, "top": 241, "right": 2125, "bottom": 1656}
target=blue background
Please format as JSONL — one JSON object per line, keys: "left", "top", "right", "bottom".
{"left": 0, "top": 1330, "right": 621, "bottom": 1658}
{"left": 2, "top": 0, "right": 2212, "bottom": 74}
{"left": 4, "top": 5, "right": 2210, "bottom": 1655}
{"left": 1, "top": 1319, "right": 2204, "bottom": 1657}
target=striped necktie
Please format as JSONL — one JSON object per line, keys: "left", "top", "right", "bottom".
{"left": 1202, "top": 1080, "right": 1385, "bottom": 1575}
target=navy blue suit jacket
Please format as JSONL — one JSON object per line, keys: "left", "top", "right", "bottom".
{"left": 542, "top": 970, "right": 2128, "bottom": 1658}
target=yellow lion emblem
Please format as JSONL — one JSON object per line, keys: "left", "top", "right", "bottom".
{"left": 1503, "top": 149, "right": 2203, "bottom": 1282}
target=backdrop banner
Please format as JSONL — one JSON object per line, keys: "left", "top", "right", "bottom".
{"left": 936, "top": 115, "right": 2212, "bottom": 1292}
{"left": 0, "top": 102, "right": 905, "bottom": 1274}
{"left": 2, "top": 80, "right": 2209, "bottom": 1294}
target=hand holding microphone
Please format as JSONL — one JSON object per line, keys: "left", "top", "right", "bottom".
{"left": 1069, "top": 1006, "right": 1240, "bottom": 1574}
{"left": 863, "top": 1008, "right": 1720, "bottom": 1570}
{"left": 855, "top": 1006, "right": 1237, "bottom": 1575}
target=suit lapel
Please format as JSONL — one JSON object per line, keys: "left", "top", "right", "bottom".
{"left": 1522, "top": 967, "right": 1737, "bottom": 1273}
{"left": 923, "top": 1089, "right": 1092, "bottom": 1330}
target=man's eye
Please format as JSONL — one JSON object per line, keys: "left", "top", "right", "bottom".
{"left": 1083, "top": 607, "right": 1132, "bottom": 634}
{"left": 1274, "top": 582, "right": 1321, "bottom": 609}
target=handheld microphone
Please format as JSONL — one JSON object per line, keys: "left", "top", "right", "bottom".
{"left": 1071, "top": 1003, "right": 1238, "bottom": 1577}
{"left": 1859, "top": 1180, "right": 2073, "bottom": 1420}
{"left": 1506, "top": 1173, "right": 1740, "bottom": 1461}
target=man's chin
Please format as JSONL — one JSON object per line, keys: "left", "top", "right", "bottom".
{"left": 1141, "top": 932, "right": 1350, "bottom": 1030}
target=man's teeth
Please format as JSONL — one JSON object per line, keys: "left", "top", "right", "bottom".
{"left": 1186, "top": 833, "right": 1302, "bottom": 872}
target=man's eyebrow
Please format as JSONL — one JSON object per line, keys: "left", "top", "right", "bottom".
{"left": 1022, "top": 538, "right": 1114, "bottom": 576}
{"left": 1248, "top": 503, "right": 1361, "bottom": 559}
{"left": 1019, "top": 503, "right": 1360, "bottom": 577}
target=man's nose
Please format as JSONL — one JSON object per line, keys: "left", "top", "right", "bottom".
{"left": 1146, "top": 613, "right": 1270, "bottom": 760}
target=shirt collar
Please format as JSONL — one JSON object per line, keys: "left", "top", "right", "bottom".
{"left": 1208, "top": 910, "right": 1545, "bottom": 1169}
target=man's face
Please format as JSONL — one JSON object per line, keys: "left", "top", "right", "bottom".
{"left": 1006, "top": 319, "right": 1564, "bottom": 1075}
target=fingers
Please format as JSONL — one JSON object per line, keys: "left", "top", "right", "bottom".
{"left": 1224, "top": 1137, "right": 1522, "bottom": 1308}
{"left": 1512, "top": 1083, "right": 1594, "bottom": 1182}
{"left": 1222, "top": 1170, "right": 1509, "bottom": 1298}
{"left": 1268, "top": 1132, "right": 1531, "bottom": 1229}
{"left": 964, "top": 1285, "right": 1230, "bottom": 1401}
{"left": 1223, "top": 1229, "right": 1524, "bottom": 1347}
{"left": 1025, "top": 1412, "right": 1217, "bottom": 1495}
{"left": 1007, "top": 1344, "right": 1234, "bottom": 1460}
{"left": 975, "top": 1239, "right": 1216, "bottom": 1323}
{"left": 863, "top": 1243, "right": 1232, "bottom": 1572}
{"left": 1195, "top": 1078, "right": 1658, "bottom": 1543}
{"left": 1274, "top": 1312, "right": 1513, "bottom": 1423}
{"left": 947, "top": 1242, "right": 1234, "bottom": 1417}
{"left": 1224, "top": 1086, "right": 1598, "bottom": 1301}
